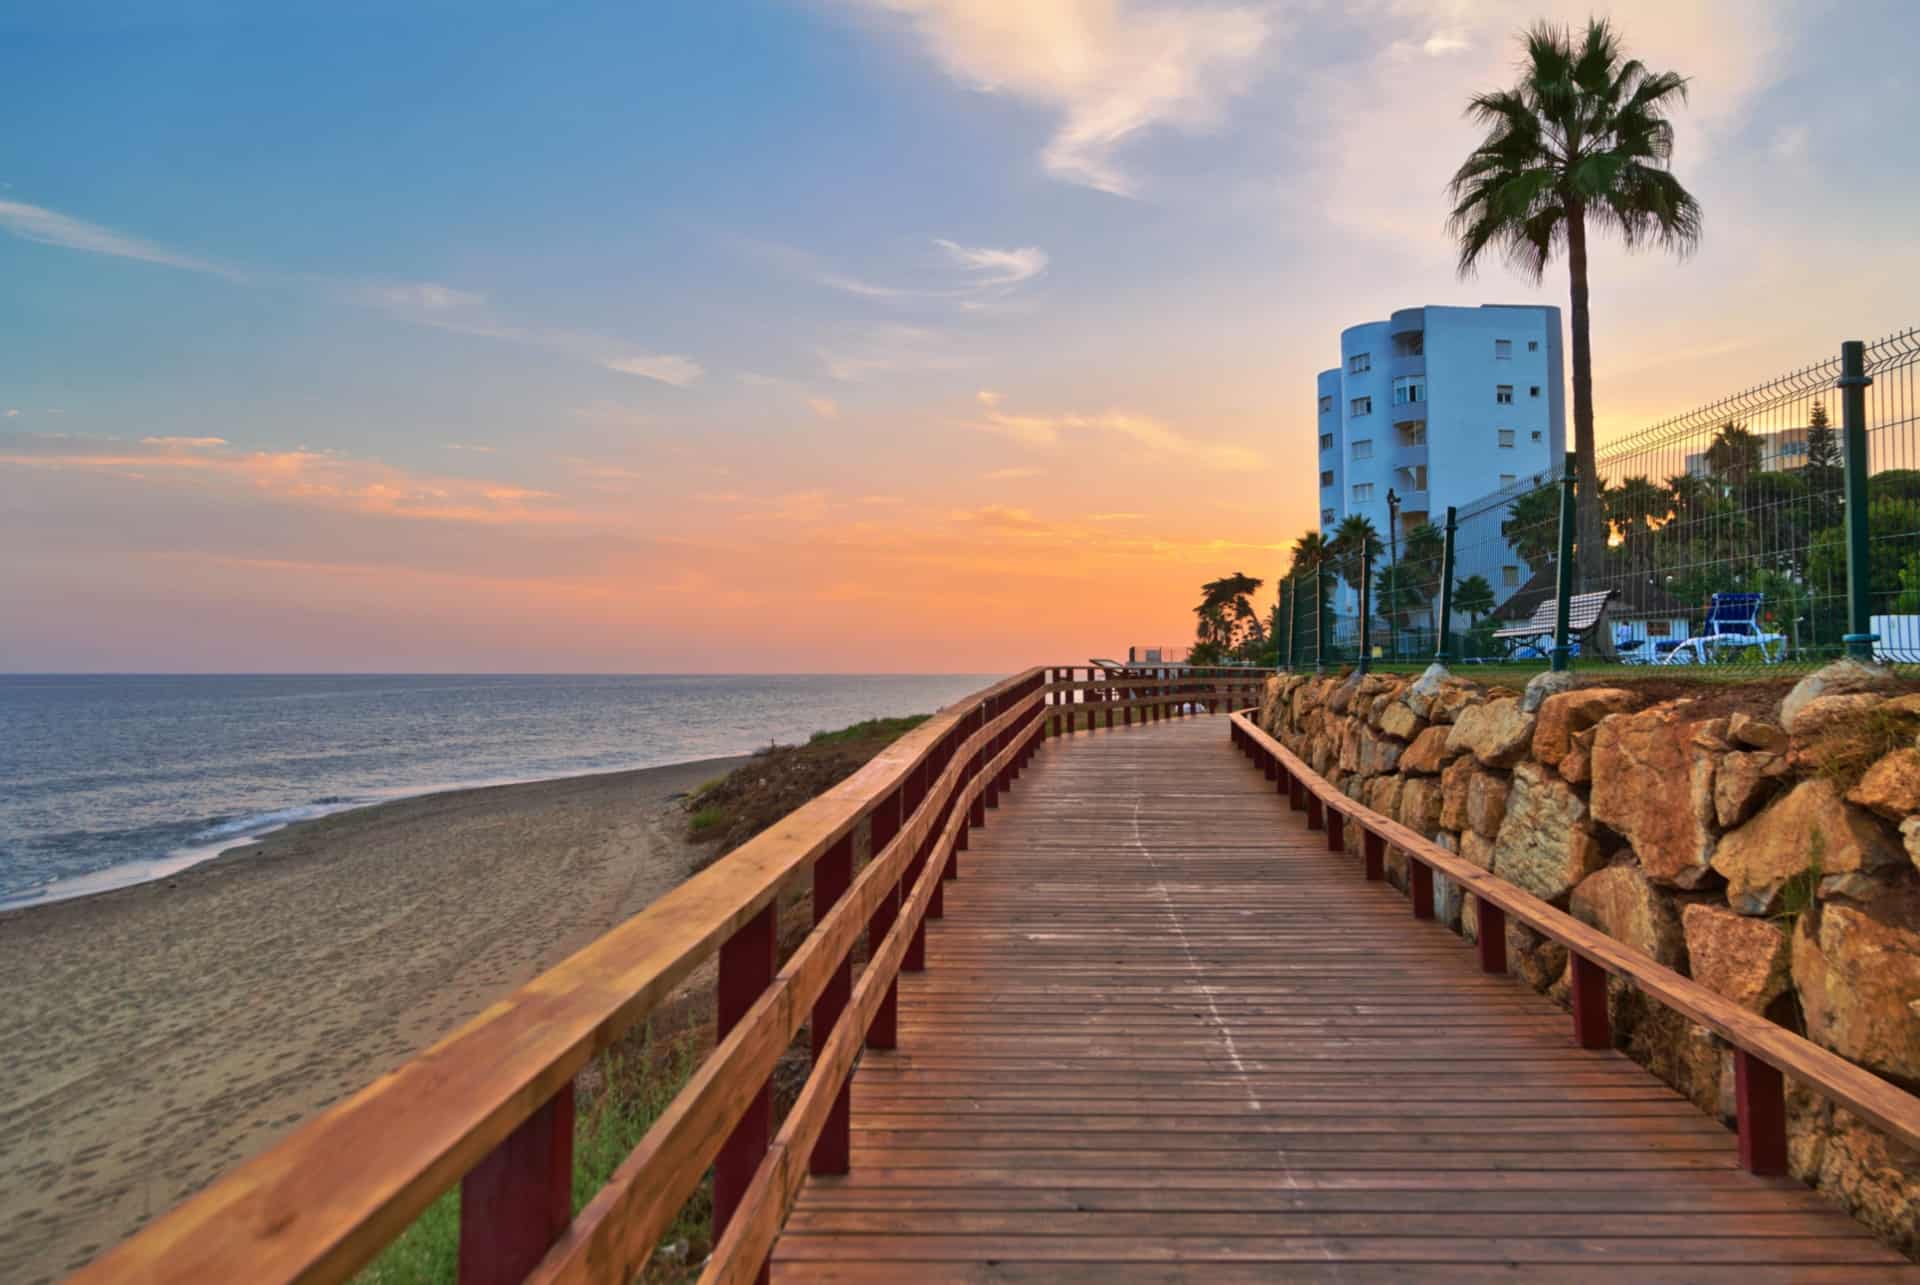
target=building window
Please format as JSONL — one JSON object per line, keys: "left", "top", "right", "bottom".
{"left": 1527, "top": 340, "right": 1539, "bottom": 352}
{"left": 1319, "top": 432, "right": 1333, "bottom": 450}
{"left": 1320, "top": 470, "right": 1334, "bottom": 487}
{"left": 1402, "top": 425, "right": 1427, "bottom": 446}
{"left": 1322, "top": 508, "right": 1336, "bottom": 525}
{"left": 1349, "top": 352, "right": 1371, "bottom": 373}
{"left": 1392, "top": 376, "right": 1425, "bottom": 406}
{"left": 1351, "top": 395, "right": 1372, "bottom": 416}
{"left": 1529, "top": 385, "right": 1541, "bottom": 398}
{"left": 1353, "top": 482, "right": 1374, "bottom": 503}
{"left": 1503, "top": 565, "right": 1521, "bottom": 587}
{"left": 1531, "top": 430, "right": 1543, "bottom": 442}
{"left": 1498, "top": 428, "right": 1515, "bottom": 448}
{"left": 1500, "top": 473, "right": 1517, "bottom": 487}
{"left": 1352, "top": 439, "right": 1373, "bottom": 461}
{"left": 1318, "top": 394, "right": 1333, "bottom": 414}
{"left": 1408, "top": 464, "right": 1428, "bottom": 490}
{"left": 1647, "top": 619, "right": 1672, "bottom": 638}
{"left": 1496, "top": 385, "right": 1514, "bottom": 405}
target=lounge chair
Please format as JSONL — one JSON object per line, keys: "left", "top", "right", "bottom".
{"left": 1658, "top": 593, "right": 1786, "bottom": 665}
{"left": 1489, "top": 589, "right": 1616, "bottom": 659}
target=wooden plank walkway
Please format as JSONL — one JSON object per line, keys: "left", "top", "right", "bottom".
{"left": 771, "top": 715, "right": 1914, "bottom": 1282}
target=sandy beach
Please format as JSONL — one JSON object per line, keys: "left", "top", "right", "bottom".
{"left": 0, "top": 754, "right": 749, "bottom": 1284}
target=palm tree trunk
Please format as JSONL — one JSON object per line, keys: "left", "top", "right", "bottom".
{"left": 1565, "top": 204, "right": 1605, "bottom": 587}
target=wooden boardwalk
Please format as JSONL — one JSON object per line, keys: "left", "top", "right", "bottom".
{"left": 772, "top": 715, "right": 1912, "bottom": 1282}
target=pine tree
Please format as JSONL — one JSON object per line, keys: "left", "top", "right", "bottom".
{"left": 1805, "top": 402, "right": 1840, "bottom": 469}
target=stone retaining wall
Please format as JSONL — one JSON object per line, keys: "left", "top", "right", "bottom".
{"left": 1257, "top": 665, "right": 1920, "bottom": 1254}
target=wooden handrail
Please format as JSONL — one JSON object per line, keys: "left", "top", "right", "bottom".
{"left": 1227, "top": 708, "right": 1920, "bottom": 1162}
{"left": 70, "top": 665, "right": 1253, "bottom": 1285}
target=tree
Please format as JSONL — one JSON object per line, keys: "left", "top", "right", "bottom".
{"left": 1604, "top": 474, "right": 1668, "bottom": 576}
{"left": 1448, "top": 18, "right": 1701, "bottom": 585}
{"left": 1193, "top": 572, "right": 1265, "bottom": 657}
{"left": 1805, "top": 402, "right": 1839, "bottom": 469}
{"left": 1328, "top": 514, "right": 1379, "bottom": 594}
{"left": 1394, "top": 522, "right": 1447, "bottom": 638}
{"left": 1453, "top": 574, "right": 1496, "bottom": 625}
{"left": 1503, "top": 484, "right": 1561, "bottom": 568}
{"left": 1705, "top": 421, "right": 1762, "bottom": 485}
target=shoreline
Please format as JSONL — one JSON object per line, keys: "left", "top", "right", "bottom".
{"left": 0, "top": 753, "right": 757, "bottom": 917}
{"left": 0, "top": 752, "right": 752, "bottom": 1283}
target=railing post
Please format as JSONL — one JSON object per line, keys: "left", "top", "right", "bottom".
{"left": 810, "top": 835, "right": 853, "bottom": 1176}
{"left": 1363, "top": 830, "right": 1385, "bottom": 881}
{"left": 1315, "top": 562, "right": 1328, "bottom": 674}
{"left": 1735, "top": 1050, "right": 1788, "bottom": 1175}
{"left": 1838, "top": 340, "right": 1878, "bottom": 660}
{"left": 1570, "top": 953, "right": 1610, "bottom": 1049}
{"left": 713, "top": 902, "right": 776, "bottom": 1264}
{"left": 1437, "top": 505, "right": 1458, "bottom": 663}
{"left": 1285, "top": 570, "right": 1299, "bottom": 672}
{"left": 967, "top": 705, "right": 986, "bottom": 831}
{"left": 1409, "top": 859, "right": 1434, "bottom": 920}
{"left": 1325, "top": 809, "right": 1344, "bottom": 853}
{"left": 1356, "top": 536, "right": 1372, "bottom": 676}
{"left": 457, "top": 1084, "right": 574, "bottom": 1285}
{"left": 1305, "top": 794, "right": 1324, "bottom": 832}
{"left": 1474, "top": 894, "right": 1506, "bottom": 974}
{"left": 1551, "top": 451, "right": 1576, "bottom": 673}
{"left": 867, "top": 790, "right": 902, "bottom": 1050}
{"left": 902, "top": 762, "right": 930, "bottom": 973}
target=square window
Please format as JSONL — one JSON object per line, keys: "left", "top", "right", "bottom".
{"left": 1500, "top": 473, "right": 1517, "bottom": 487}
{"left": 1351, "top": 395, "right": 1372, "bottom": 416}
{"left": 1527, "top": 340, "right": 1539, "bottom": 352}
{"left": 1352, "top": 439, "right": 1373, "bottom": 460}
{"left": 1530, "top": 385, "right": 1541, "bottom": 398}
{"left": 1502, "top": 565, "right": 1521, "bottom": 587}
{"left": 1353, "top": 482, "right": 1374, "bottom": 503}
{"left": 1319, "top": 432, "right": 1333, "bottom": 450}
{"left": 1496, "top": 385, "right": 1514, "bottom": 405}
{"left": 1531, "top": 430, "right": 1543, "bottom": 442}
{"left": 1495, "top": 339, "right": 1512, "bottom": 360}
{"left": 1320, "top": 470, "right": 1334, "bottom": 487}
{"left": 1322, "top": 508, "right": 1336, "bottom": 525}
{"left": 1647, "top": 620, "right": 1672, "bottom": 638}
{"left": 1349, "top": 353, "right": 1372, "bottom": 373}
{"left": 1318, "top": 394, "right": 1333, "bottom": 414}
{"left": 1497, "top": 429, "right": 1515, "bottom": 448}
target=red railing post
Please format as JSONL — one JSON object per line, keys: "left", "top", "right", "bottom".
{"left": 966, "top": 705, "right": 986, "bottom": 832}
{"left": 1409, "top": 860, "right": 1434, "bottom": 920}
{"left": 867, "top": 789, "right": 902, "bottom": 1050}
{"left": 1363, "top": 830, "right": 1385, "bottom": 881}
{"left": 713, "top": 902, "right": 776, "bottom": 1273}
{"left": 1325, "top": 810, "right": 1344, "bottom": 853}
{"left": 1474, "top": 895, "right": 1506, "bottom": 974}
{"left": 1288, "top": 775, "right": 1306, "bottom": 812}
{"left": 902, "top": 762, "right": 930, "bottom": 973}
{"left": 810, "top": 835, "right": 853, "bottom": 1176}
{"left": 1571, "top": 953, "right": 1610, "bottom": 1049}
{"left": 1735, "top": 1050, "right": 1788, "bottom": 1175}
{"left": 457, "top": 1084, "right": 573, "bottom": 1285}
{"left": 1305, "top": 795, "right": 1324, "bottom": 832}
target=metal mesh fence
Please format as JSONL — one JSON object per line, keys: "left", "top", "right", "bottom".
{"left": 1277, "top": 330, "right": 1920, "bottom": 674}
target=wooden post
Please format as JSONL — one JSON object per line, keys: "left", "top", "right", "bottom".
{"left": 1571, "top": 953, "right": 1610, "bottom": 1050}
{"left": 457, "top": 1084, "right": 574, "bottom": 1285}
{"left": 1305, "top": 795, "right": 1324, "bottom": 832}
{"left": 1409, "top": 860, "right": 1434, "bottom": 920}
{"left": 1325, "top": 810, "right": 1344, "bottom": 852}
{"left": 867, "top": 791, "right": 902, "bottom": 1050}
{"left": 1735, "top": 1050, "right": 1788, "bottom": 1175}
{"left": 1474, "top": 895, "right": 1506, "bottom": 974}
{"left": 1288, "top": 776, "right": 1306, "bottom": 812}
{"left": 1363, "top": 830, "right": 1385, "bottom": 881}
{"left": 903, "top": 762, "right": 930, "bottom": 973}
{"left": 810, "top": 835, "right": 853, "bottom": 1175}
{"left": 713, "top": 903, "right": 776, "bottom": 1260}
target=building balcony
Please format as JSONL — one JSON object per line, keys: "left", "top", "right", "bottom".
{"left": 1390, "top": 399, "right": 1427, "bottom": 430}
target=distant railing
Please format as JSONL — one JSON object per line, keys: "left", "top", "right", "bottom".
{"left": 71, "top": 664, "right": 1265, "bottom": 1285}
{"left": 1228, "top": 709, "right": 1920, "bottom": 1173}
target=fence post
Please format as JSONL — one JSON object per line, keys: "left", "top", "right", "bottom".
{"left": 1551, "top": 451, "right": 1577, "bottom": 673}
{"left": 1314, "top": 562, "right": 1328, "bottom": 674}
{"left": 1436, "top": 505, "right": 1457, "bottom": 663}
{"left": 1356, "top": 537, "right": 1372, "bottom": 675}
{"left": 1286, "top": 570, "right": 1300, "bottom": 672}
{"left": 1838, "top": 340, "right": 1878, "bottom": 661}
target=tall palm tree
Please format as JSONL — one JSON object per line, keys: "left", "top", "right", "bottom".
{"left": 1328, "top": 514, "right": 1379, "bottom": 594}
{"left": 1705, "top": 421, "right": 1762, "bottom": 485}
{"left": 1447, "top": 18, "right": 1702, "bottom": 584}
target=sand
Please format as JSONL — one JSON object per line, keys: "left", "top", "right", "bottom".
{"left": 0, "top": 754, "right": 749, "bottom": 1284}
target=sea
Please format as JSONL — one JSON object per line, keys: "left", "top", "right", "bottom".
{"left": 0, "top": 673, "right": 999, "bottom": 911}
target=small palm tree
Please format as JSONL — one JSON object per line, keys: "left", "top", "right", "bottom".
{"left": 1328, "top": 514, "right": 1379, "bottom": 594}
{"left": 1454, "top": 574, "right": 1496, "bottom": 626}
{"left": 1448, "top": 18, "right": 1701, "bottom": 584}
{"left": 1705, "top": 421, "right": 1763, "bottom": 485}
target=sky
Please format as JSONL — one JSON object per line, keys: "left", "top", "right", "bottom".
{"left": 3, "top": 0, "right": 1917, "bottom": 673}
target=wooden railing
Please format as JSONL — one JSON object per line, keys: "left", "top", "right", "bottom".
{"left": 1227, "top": 708, "right": 1920, "bottom": 1174}
{"left": 71, "top": 665, "right": 1264, "bottom": 1285}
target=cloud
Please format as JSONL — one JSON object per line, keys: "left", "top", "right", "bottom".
{"left": 933, "top": 239, "right": 1049, "bottom": 286}
{"left": 972, "top": 389, "right": 1262, "bottom": 469}
{"left": 1422, "top": 32, "right": 1469, "bottom": 56}
{"left": 4, "top": 409, "right": 16, "bottom": 418}
{"left": 141, "top": 436, "right": 229, "bottom": 448}
{"left": 0, "top": 198, "right": 243, "bottom": 279}
{"left": 446, "top": 442, "right": 496, "bottom": 453}
{"left": 359, "top": 282, "right": 487, "bottom": 314}
{"left": 820, "top": 323, "right": 962, "bottom": 383}
{"left": 1770, "top": 123, "right": 1809, "bottom": 161}
{"left": 949, "top": 503, "right": 1046, "bottom": 531}
{"left": 982, "top": 465, "right": 1043, "bottom": 480}
{"left": 603, "top": 353, "right": 705, "bottom": 386}
{"left": 1090, "top": 511, "right": 1145, "bottom": 521}
{"left": 843, "top": 0, "right": 1269, "bottom": 195}
{"left": 807, "top": 396, "right": 840, "bottom": 420}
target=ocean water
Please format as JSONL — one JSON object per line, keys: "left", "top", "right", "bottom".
{"left": 0, "top": 673, "right": 999, "bottom": 910}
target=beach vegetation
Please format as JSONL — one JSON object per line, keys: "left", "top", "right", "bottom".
{"left": 688, "top": 806, "right": 725, "bottom": 835}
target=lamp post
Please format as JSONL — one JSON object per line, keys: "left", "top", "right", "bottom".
{"left": 1386, "top": 487, "right": 1400, "bottom": 660}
